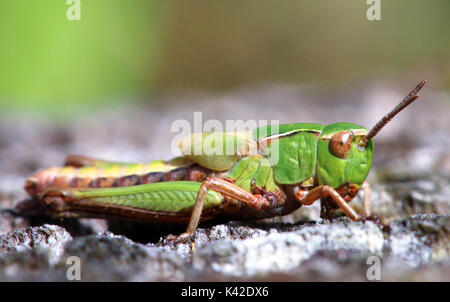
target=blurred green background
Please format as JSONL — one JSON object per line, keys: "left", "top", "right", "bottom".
{"left": 0, "top": 0, "right": 449, "bottom": 114}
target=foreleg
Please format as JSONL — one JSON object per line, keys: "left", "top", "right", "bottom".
{"left": 295, "top": 185, "right": 361, "bottom": 221}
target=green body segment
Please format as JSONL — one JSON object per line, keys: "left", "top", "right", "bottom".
{"left": 254, "top": 123, "right": 324, "bottom": 185}
{"left": 253, "top": 123, "right": 324, "bottom": 139}
{"left": 227, "top": 155, "right": 280, "bottom": 193}
{"left": 72, "top": 181, "right": 222, "bottom": 213}
{"left": 107, "top": 156, "right": 193, "bottom": 175}
{"left": 178, "top": 132, "right": 256, "bottom": 171}
{"left": 57, "top": 157, "right": 193, "bottom": 179}
{"left": 177, "top": 123, "right": 326, "bottom": 187}
{"left": 254, "top": 122, "right": 373, "bottom": 188}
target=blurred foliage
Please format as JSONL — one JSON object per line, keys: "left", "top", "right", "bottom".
{"left": 156, "top": 0, "right": 450, "bottom": 90}
{"left": 0, "top": 0, "right": 163, "bottom": 113}
{"left": 0, "top": 0, "right": 448, "bottom": 114}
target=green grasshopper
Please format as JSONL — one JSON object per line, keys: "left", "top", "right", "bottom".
{"left": 24, "top": 81, "right": 426, "bottom": 241}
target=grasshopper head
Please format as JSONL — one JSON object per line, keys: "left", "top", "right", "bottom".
{"left": 317, "top": 123, "right": 373, "bottom": 189}
{"left": 316, "top": 80, "right": 426, "bottom": 190}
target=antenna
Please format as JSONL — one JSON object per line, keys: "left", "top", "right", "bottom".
{"left": 361, "top": 80, "right": 427, "bottom": 146}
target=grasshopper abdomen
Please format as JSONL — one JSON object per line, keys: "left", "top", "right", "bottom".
{"left": 25, "top": 162, "right": 214, "bottom": 199}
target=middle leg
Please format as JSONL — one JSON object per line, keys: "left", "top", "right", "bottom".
{"left": 181, "top": 177, "right": 272, "bottom": 239}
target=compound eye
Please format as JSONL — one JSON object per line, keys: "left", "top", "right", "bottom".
{"left": 329, "top": 131, "right": 353, "bottom": 159}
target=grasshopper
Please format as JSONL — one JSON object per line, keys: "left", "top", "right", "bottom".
{"left": 24, "top": 81, "right": 426, "bottom": 241}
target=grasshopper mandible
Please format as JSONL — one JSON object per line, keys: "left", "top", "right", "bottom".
{"left": 24, "top": 81, "right": 426, "bottom": 241}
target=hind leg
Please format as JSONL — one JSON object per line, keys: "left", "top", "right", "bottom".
{"left": 165, "top": 177, "right": 272, "bottom": 245}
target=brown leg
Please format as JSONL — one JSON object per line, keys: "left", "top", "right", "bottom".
{"left": 167, "top": 177, "right": 271, "bottom": 244}
{"left": 362, "top": 181, "right": 372, "bottom": 217}
{"left": 296, "top": 185, "right": 361, "bottom": 221}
